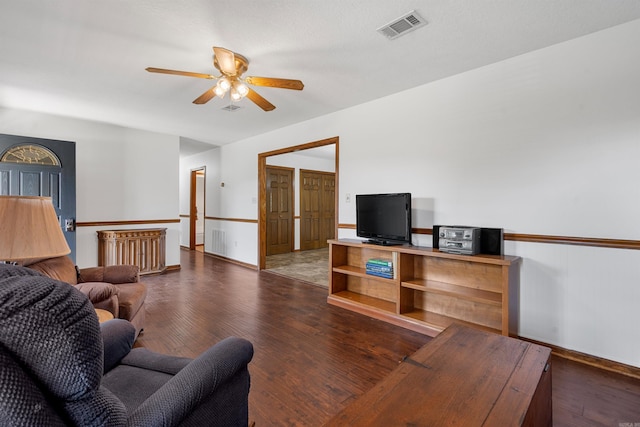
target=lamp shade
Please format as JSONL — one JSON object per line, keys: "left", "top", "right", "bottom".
{"left": 0, "top": 195, "right": 70, "bottom": 262}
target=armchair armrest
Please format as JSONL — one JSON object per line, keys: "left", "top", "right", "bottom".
{"left": 79, "top": 265, "right": 140, "bottom": 284}
{"left": 126, "top": 337, "right": 254, "bottom": 426}
{"left": 75, "top": 282, "right": 119, "bottom": 303}
{"left": 101, "top": 319, "right": 136, "bottom": 374}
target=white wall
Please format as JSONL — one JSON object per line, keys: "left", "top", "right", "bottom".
{"left": 179, "top": 146, "right": 221, "bottom": 252}
{"left": 0, "top": 108, "right": 181, "bottom": 268}
{"left": 183, "top": 19, "right": 640, "bottom": 367}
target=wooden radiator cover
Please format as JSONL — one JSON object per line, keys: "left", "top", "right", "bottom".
{"left": 97, "top": 228, "right": 166, "bottom": 275}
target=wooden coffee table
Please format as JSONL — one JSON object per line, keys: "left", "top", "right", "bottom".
{"left": 95, "top": 308, "right": 114, "bottom": 323}
{"left": 325, "top": 323, "right": 552, "bottom": 426}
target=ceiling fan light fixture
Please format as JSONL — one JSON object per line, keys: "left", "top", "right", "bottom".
{"left": 230, "top": 87, "right": 243, "bottom": 101}
{"left": 214, "top": 85, "right": 227, "bottom": 97}
{"left": 147, "top": 45, "right": 303, "bottom": 111}
{"left": 234, "top": 81, "right": 249, "bottom": 97}
{"left": 217, "top": 77, "right": 231, "bottom": 91}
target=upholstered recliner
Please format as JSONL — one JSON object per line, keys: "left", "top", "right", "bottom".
{"left": 0, "top": 264, "right": 254, "bottom": 426}
{"left": 24, "top": 255, "right": 147, "bottom": 335}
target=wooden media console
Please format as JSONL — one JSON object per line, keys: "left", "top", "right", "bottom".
{"left": 328, "top": 239, "right": 521, "bottom": 336}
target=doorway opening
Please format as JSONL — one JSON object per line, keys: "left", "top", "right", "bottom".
{"left": 258, "top": 137, "right": 338, "bottom": 286}
{"left": 189, "top": 167, "right": 206, "bottom": 252}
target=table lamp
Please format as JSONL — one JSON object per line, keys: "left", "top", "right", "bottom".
{"left": 0, "top": 195, "right": 71, "bottom": 264}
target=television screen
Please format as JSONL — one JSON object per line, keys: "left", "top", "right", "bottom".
{"left": 356, "top": 193, "right": 412, "bottom": 245}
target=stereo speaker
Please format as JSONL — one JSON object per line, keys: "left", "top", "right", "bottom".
{"left": 479, "top": 228, "right": 504, "bottom": 255}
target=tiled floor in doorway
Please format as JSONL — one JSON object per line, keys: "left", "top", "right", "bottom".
{"left": 265, "top": 248, "right": 329, "bottom": 287}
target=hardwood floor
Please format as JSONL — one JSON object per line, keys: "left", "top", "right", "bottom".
{"left": 136, "top": 249, "right": 640, "bottom": 426}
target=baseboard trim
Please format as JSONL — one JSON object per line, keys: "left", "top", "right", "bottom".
{"left": 520, "top": 336, "right": 640, "bottom": 380}
{"left": 203, "top": 252, "right": 258, "bottom": 270}
{"left": 138, "top": 264, "right": 180, "bottom": 275}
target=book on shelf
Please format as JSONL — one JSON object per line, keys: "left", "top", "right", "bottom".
{"left": 366, "top": 266, "right": 393, "bottom": 280}
{"left": 365, "top": 270, "right": 394, "bottom": 279}
{"left": 365, "top": 264, "right": 393, "bottom": 273}
{"left": 367, "top": 258, "right": 393, "bottom": 267}
{"left": 365, "top": 256, "right": 396, "bottom": 279}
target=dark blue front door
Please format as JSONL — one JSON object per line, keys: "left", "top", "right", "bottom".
{"left": 0, "top": 134, "right": 76, "bottom": 261}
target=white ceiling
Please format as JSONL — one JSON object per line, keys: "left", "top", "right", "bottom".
{"left": 2, "top": 1, "right": 640, "bottom": 154}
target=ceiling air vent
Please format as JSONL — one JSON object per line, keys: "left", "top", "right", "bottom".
{"left": 221, "top": 104, "right": 241, "bottom": 112}
{"left": 377, "top": 10, "right": 427, "bottom": 40}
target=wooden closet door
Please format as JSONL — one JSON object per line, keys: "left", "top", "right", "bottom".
{"left": 266, "top": 166, "right": 293, "bottom": 255}
{"left": 300, "top": 170, "right": 335, "bottom": 250}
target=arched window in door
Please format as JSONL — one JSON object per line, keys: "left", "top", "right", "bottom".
{"left": 0, "top": 144, "right": 63, "bottom": 196}
{"left": 1, "top": 144, "right": 61, "bottom": 166}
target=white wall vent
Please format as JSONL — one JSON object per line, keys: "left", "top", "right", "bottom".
{"left": 377, "top": 10, "right": 427, "bottom": 40}
{"left": 212, "top": 229, "right": 226, "bottom": 255}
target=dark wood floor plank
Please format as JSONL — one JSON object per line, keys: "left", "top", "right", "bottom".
{"left": 136, "top": 249, "right": 640, "bottom": 426}
{"left": 552, "top": 357, "right": 640, "bottom": 426}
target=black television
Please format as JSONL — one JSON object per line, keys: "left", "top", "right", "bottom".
{"left": 356, "top": 193, "right": 412, "bottom": 245}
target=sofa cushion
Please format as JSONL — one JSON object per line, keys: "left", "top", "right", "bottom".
{"left": 79, "top": 265, "right": 139, "bottom": 284}
{"left": 75, "top": 281, "right": 120, "bottom": 302}
{"left": 102, "top": 363, "right": 175, "bottom": 415}
{"left": 25, "top": 256, "right": 78, "bottom": 285}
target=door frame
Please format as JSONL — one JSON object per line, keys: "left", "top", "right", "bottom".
{"left": 189, "top": 167, "right": 205, "bottom": 250}
{"left": 258, "top": 136, "right": 339, "bottom": 270}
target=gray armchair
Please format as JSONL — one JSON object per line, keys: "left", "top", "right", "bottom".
{"left": 0, "top": 264, "right": 253, "bottom": 426}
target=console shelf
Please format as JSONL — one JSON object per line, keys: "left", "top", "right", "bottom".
{"left": 401, "top": 279, "right": 502, "bottom": 306}
{"left": 328, "top": 239, "right": 521, "bottom": 337}
{"left": 329, "top": 290, "right": 396, "bottom": 313}
{"left": 401, "top": 309, "right": 501, "bottom": 335}
{"left": 333, "top": 265, "right": 396, "bottom": 283}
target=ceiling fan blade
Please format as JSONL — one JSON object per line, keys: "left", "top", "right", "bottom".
{"left": 245, "top": 76, "right": 304, "bottom": 90}
{"left": 193, "top": 85, "right": 217, "bottom": 104}
{"left": 246, "top": 88, "right": 275, "bottom": 111}
{"left": 146, "top": 67, "right": 215, "bottom": 79}
{"left": 213, "top": 47, "right": 237, "bottom": 76}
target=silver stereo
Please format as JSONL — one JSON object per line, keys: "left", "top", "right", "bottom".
{"left": 438, "top": 226, "right": 481, "bottom": 255}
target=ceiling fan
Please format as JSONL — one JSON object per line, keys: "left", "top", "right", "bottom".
{"left": 146, "top": 46, "right": 304, "bottom": 111}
